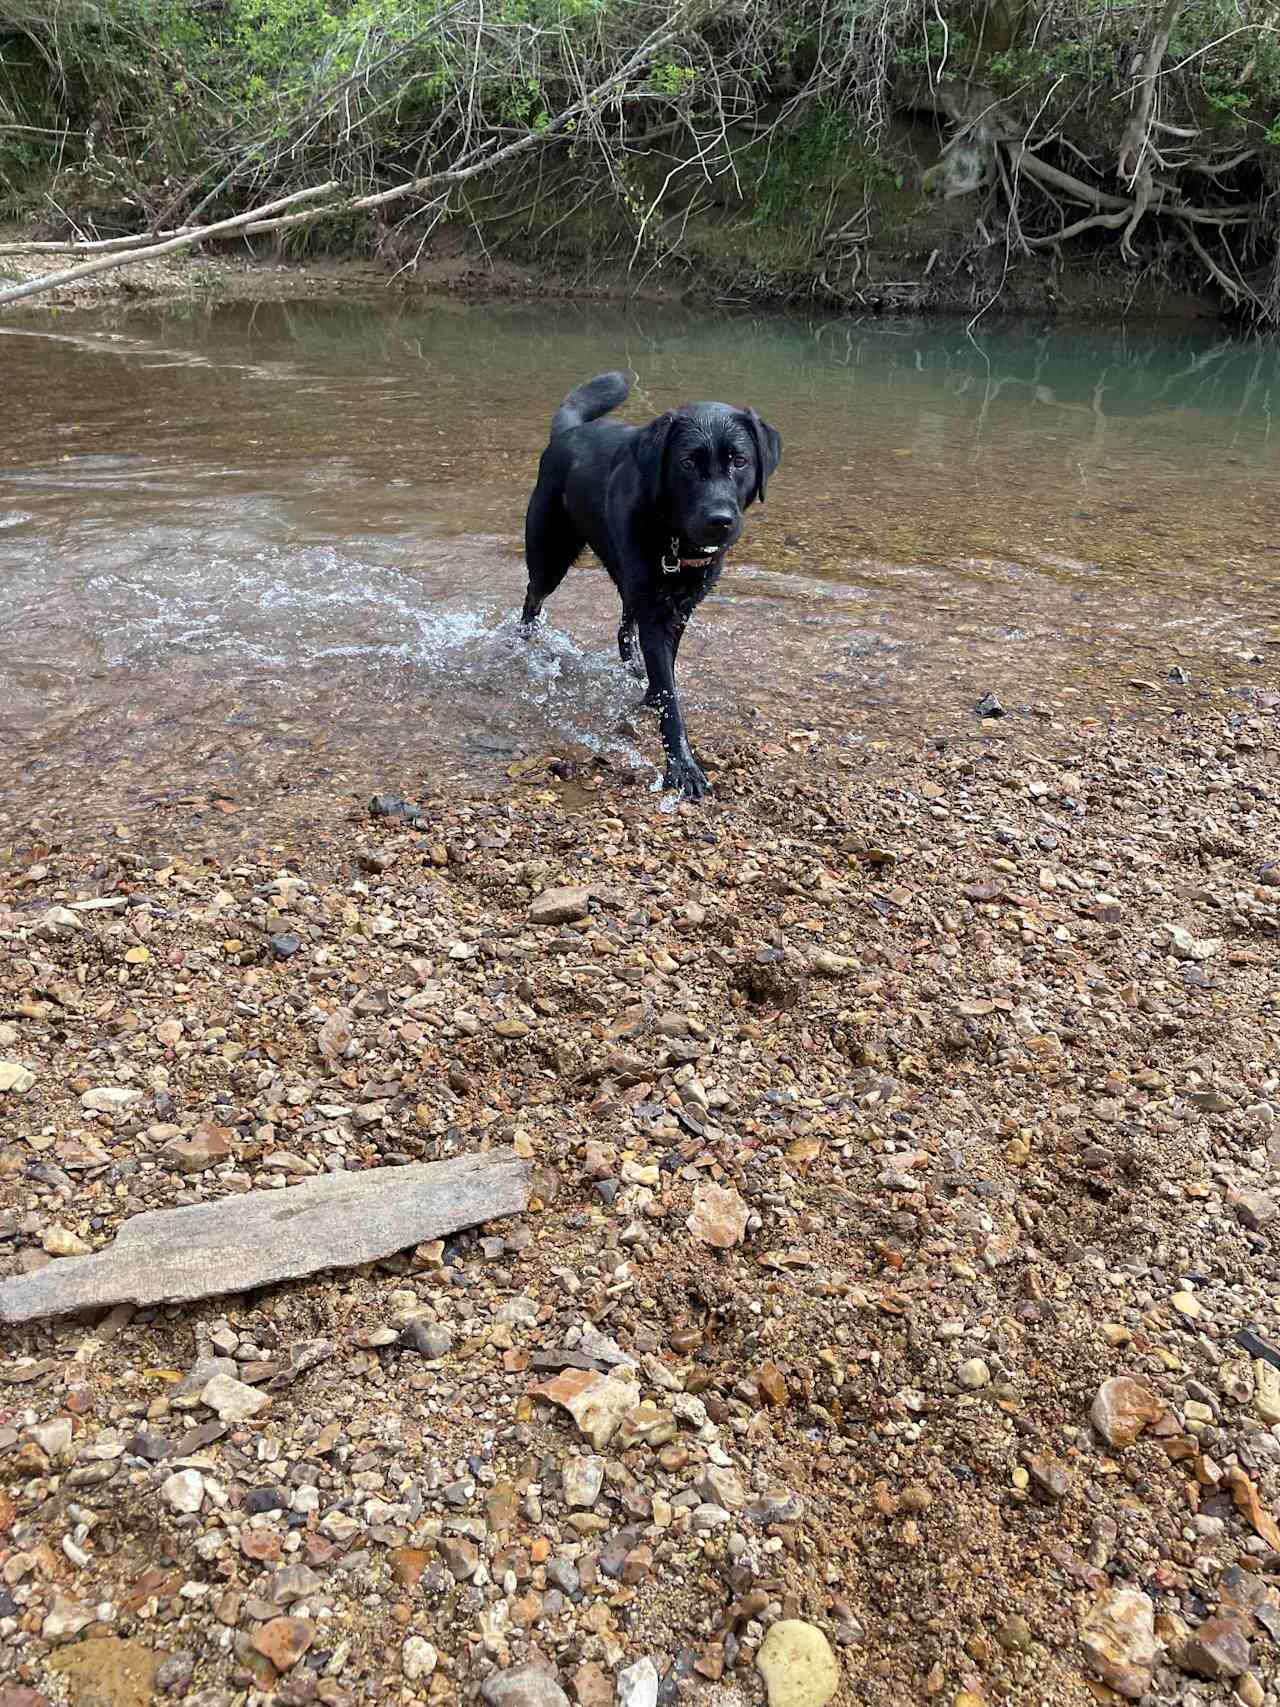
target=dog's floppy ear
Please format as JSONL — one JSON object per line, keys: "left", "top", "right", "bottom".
{"left": 632, "top": 410, "right": 675, "bottom": 512}
{"left": 741, "top": 408, "right": 782, "bottom": 505}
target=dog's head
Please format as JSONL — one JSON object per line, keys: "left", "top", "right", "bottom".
{"left": 632, "top": 401, "right": 782, "bottom": 557}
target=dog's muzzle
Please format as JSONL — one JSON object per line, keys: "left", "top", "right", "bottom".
{"left": 662, "top": 536, "right": 721, "bottom": 575}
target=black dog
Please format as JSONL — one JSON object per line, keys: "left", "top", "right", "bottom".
{"left": 519, "top": 371, "right": 781, "bottom": 799}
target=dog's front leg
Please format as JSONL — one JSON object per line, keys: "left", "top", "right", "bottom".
{"left": 636, "top": 614, "right": 709, "bottom": 799}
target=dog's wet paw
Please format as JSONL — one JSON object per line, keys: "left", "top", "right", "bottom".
{"left": 664, "top": 757, "right": 711, "bottom": 800}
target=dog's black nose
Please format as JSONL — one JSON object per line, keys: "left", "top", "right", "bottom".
{"left": 704, "top": 510, "right": 736, "bottom": 538}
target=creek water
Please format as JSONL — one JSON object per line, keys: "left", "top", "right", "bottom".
{"left": 2, "top": 299, "right": 1277, "bottom": 845}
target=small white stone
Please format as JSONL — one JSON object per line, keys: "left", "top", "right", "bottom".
{"left": 80, "top": 1086, "right": 144, "bottom": 1113}
{"left": 561, "top": 1454, "right": 605, "bottom": 1509}
{"left": 161, "top": 1469, "right": 205, "bottom": 1514}
{"left": 200, "top": 1372, "right": 270, "bottom": 1423}
{"left": 0, "top": 1062, "right": 35, "bottom": 1095}
{"left": 401, "top": 1636, "right": 437, "bottom": 1681}
{"left": 958, "top": 1357, "right": 991, "bottom": 1389}
{"left": 616, "top": 1656, "right": 659, "bottom": 1707}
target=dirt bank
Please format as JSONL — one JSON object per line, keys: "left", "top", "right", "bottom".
{"left": 0, "top": 236, "right": 668, "bottom": 314}
{"left": 0, "top": 221, "right": 1218, "bottom": 321}
{"left": 2, "top": 689, "right": 1279, "bottom": 1707}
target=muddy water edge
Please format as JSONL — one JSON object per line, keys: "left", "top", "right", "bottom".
{"left": 2, "top": 296, "right": 1278, "bottom": 853}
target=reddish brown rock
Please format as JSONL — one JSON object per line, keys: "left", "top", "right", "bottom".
{"left": 570, "top": 1663, "right": 612, "bottom": 1707}
{"left": 1178, "top": 1616, "right": 1251, "bottom": 1680}
{"left": 390, "top": 1547, "right": 431, "bottom": 1587}
{"left": 1026, "top": 1454, "right": 1072, "bottom": 1502}
{"left": 162, "top": 1122, "right": 234, "bottom": 1174}
{"left": 241, "top": 1529, "right": 283, "bottom": 1563}
{"left": 251, "top": 1617, "right": 315, "bottom": 1673}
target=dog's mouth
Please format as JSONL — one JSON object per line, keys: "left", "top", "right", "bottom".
{"left": 663, "top": 532, "right": 736, "bottom": 574}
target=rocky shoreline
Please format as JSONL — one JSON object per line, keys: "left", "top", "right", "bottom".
{"left": 2, "top": 697, "right": 1279, "bottom": 1707}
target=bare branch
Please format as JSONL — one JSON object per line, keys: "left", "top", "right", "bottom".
{"left": 0, "top": 183, "right": 338, "bottom": 308}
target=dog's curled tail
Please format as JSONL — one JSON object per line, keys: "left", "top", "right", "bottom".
{"left": 551, "top": 370, "right": 629, "bottom": 437}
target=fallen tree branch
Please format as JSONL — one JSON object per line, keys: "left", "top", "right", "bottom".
{"left": 0, "top": 226, "right": 197, "bottom": 256}
{"left": 0, "top": 183, "right": 338, "bottom": 307}
{"left": 0, "top": 10, "right": 692, "bottom": 307}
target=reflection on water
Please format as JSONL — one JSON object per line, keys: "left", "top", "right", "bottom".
{"left": 1, "top": 300, "right": 1277, "bottom": 844}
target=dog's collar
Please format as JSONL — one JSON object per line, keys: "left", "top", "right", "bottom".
{"left": 662, "top": 536, "right": 719, "bottom": 575}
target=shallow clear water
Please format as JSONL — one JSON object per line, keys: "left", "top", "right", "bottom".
{"left": 2, "top": 300, "right": 1277, "bottom": 843}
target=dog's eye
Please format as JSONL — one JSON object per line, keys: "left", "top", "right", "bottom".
{"left": 730, "top": 453, "right": 748, "bottom": 469}
{"left": 681, "top": 455, "right": 697, "bottom": 469}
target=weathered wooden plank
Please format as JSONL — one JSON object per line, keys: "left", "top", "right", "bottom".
{"left": 0, "top": 1148, "right": 529, "bottom": 1325}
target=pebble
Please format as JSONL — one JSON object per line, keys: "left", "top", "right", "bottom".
{"left": 1254, "top": 1359, "right": 1280, "bottom": 1425}
{"left": 528, "top": 885, "right": 591, "bottom": 926}
{"left": 996, "top": 1614, "right": 1032, "bottom": 1653}
{"left": 79, "top": 1086, "right": 144, "bottom": 1113}
{"left": 41, "top": 1598, "right": 96, "bottom": 1642}
{"left": 755, "top": 1620, "right": 839, "bottom": 1707}
{"left": 251, "top": 1615, "right": 315, "bottom": 1671}
{"left": 269, "top": 1563, "right": 321, "bottom": 1605}
{"left": 748, "top": 1490, "right": 804, "bottom": 1524}
{"left": 163, "top": 1125, "right": 233, "bottom": 1173}
{"left": 1090, "top": 1377, "right": 1162, "bottom": 1449}
{"left": 533, "top": 1366, "right": 641, "bottom": 1451}
{"left": 700, "top": 1465, "right": 747, "bottom": 1509}
{"left": 686, "top": 1182, "right": 750, "bottom": 1249}
{"left": 480, "top": 1663, "right": 571, "bottom": 1707}
{"left": 155, "top": 1652, "right": 195, "bottom": 1694}
{"left": 562, "top": 1454, "right": 605, "bottom": 1508}
{"left": 958, "top": 1358, "right": 991, "bottom": 1389}
{"left": 402, "top": 1636, "right": 438, "bottom": 1681}
{"left": 1155, "top": 922, "right": 1220, "bottom": 961}
{"left": 161, "top": 1469, "right": 206, "bottom": 1514}
{"left": 1179, "top": 1616, "right": 1251, "bottom": 1680}
{"left": 1228, "top": 1187, "right": 1277, "bottom": 1230}
{"left": 172, "top": 1356, "right": 238, "bottom": 1406}
{"left": 41, "top": 1225, "right": 90, "bottom": 1257}
{"left": 200, "top": 1371, "right": 270, "bottom": 1422}
{"left": 494, "top": 1295, "right": 540, "bottom": 1326}
{"left": 30, "top": 1417, "right": 73, "bottom": 1457}
{"left": 1079, "top": 1589, "right": 1157, "bottom": 1699}
{"left": 616, "top": 1657, "right": 659, "bottom": 1707}
{"left": 573, "top": 1664, "right": 612, "bottom": 1707}
{"left": 1025, "top": 1455, "right": 1072, "bottom": 1501}
{"left": 400, "top": 1318, "right": 452, "bottom": 1358}
{"left": 0, "top": 1062, "right": 35, "bottom": 1095}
